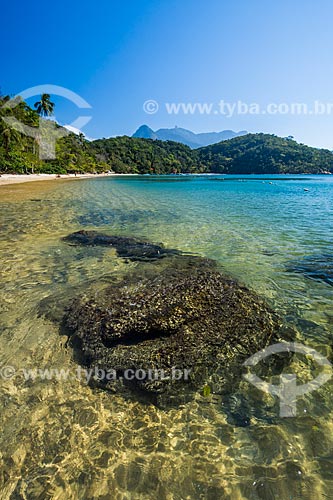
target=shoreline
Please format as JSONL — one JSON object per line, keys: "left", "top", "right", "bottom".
{"left": 0, "top": 173, "right": 118, "bottom": 187}
{"left": 1, "top": 171, "right": 331, "bottom": 188}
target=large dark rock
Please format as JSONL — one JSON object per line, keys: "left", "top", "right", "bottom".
{"left": 64, "top": 255, "right": 281, "bottom": 405}
{"left": 63, "top": 230, "right": 183, "bottom": 262}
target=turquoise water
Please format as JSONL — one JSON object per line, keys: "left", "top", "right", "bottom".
{"left": 0, "top": 174, "right": 333, "bottom": 499}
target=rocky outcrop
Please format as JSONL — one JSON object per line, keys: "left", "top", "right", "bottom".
{"left": 64, "top": 253, "right": 281, "bottom": 405}
{"left": 63, "top": 230, "right": 183, "bottom": 262}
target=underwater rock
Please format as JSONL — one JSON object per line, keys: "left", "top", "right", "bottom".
{"left": 286, "top": 254, "right": 333, "bottom": 287}
{"left": 64, "top": 255, "right": 281, "bottom": 405}
{"left": 63, "top": 230, "right": 183, "bottom": 261}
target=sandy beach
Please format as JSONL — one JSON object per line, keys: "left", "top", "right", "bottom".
{"left": 0, "top": 173, "right": 117, "bottom": 187}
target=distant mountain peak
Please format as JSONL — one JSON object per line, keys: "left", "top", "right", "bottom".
{"left": 132, "top": 124, "right": 157, "bottom": 140}
{"left": 132, "top": 125, "right": 247, "bottom": 148}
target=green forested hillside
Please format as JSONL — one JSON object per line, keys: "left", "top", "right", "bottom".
{"left": 1, "top": 91, "right": 333, "bottom": 175}
{"left": 196, "top": 133, "right": 333, "bottom": 174}
{"left": 0, "top": 94, "right": 107, "bottom": 174}
{"left": 0, "top": 93, "right": 199, "bottom": 174}
{"left": 91, "top": 136, "right": 201, "bottom": 174}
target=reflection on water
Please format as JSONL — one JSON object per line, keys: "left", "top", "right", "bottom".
{"left": 0, "top": 175, "right": 333, "bottom": 499}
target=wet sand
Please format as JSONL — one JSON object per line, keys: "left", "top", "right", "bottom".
{"left": 0, "top": 173, "right": 114, "bottom": 187}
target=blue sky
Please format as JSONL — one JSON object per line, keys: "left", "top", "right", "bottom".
{"left": 1, "top": 0, "right": 333, "bottom": 148}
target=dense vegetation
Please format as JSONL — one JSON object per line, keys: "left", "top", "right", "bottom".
{"left": 196, "top": 133, "right": 333, "bottom": 174}
{"left": 90, "top": 136, "right": 200, "bottom": 174}
{"left": 0, "top": 93, "right": 197, "bottom": 174}
{"left": 1, "top": 91, "right": 333, "bottom": 175}
{"left": 0, "top": 93, "right": 107, "bottom": 174}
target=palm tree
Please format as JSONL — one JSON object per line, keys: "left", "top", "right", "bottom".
{"left": 33, "top": 94, "right": 55, "bottom": 164}
{"left": 34, "top": 94, "right": 55, "bottom": 117}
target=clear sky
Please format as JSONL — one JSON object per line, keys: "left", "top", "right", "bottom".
{"left": 1, "top": 0, "right": 333, "bottom": 148}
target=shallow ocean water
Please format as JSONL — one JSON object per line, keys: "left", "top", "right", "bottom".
{"left": 0, "top": 174, "right": 333, "bottom": 499}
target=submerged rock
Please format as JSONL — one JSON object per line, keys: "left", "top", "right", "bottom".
{"left": 286, "top": 254, "right": 333, "bottom": 287}
{"left": 63, "top": 230, "right": 183, "bottom": 262}
{"left": 64, "top": 255, "right": 281, "bottom": 405}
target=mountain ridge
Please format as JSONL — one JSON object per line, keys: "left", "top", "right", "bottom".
{"left": 132, "top": 125, "right": 247, "bottom": 148}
